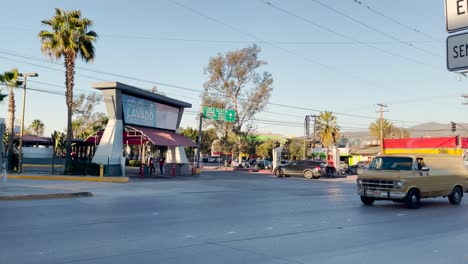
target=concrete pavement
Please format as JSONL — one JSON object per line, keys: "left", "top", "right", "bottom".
{"left": 1, "top": 170, "right": 466, "bottom": 263}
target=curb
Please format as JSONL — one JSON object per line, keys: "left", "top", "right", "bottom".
{"left": 7, "top": 175, "right": 129, "bottom": 183}
{"left": 0, "top": 191, "right": 93, "bottom": 201}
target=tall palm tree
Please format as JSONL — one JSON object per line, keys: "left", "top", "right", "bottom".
{"left": 0, "top": 68, "right": 21, "bottom": 171}
{"left": 315, "top": 111, "right": 340, "bottom": 148}
{"left": 38, "top": 8, "right": 97, "bottom": 168}
{"left": 30, "top": 119, "right": 45, "bottom": 136}
{"left": 369, "top": 119, "right": 397, "bottom": 142}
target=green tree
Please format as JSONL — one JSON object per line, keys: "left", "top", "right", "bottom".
{"left": 202, "top": 45, "right": 273, "bottom": 163}
{"left": 369, "top": 119, "right": 397, "bottom": 141}
{"left": 256, "top": 140, "right": 276, "bottom": 159}
{"left": 72, "top": 93, "right": 107, "bottom": 139}
{"left": 29, "top": 119, "right": 45, "bottom": 136}
{"left": 178, "top": 127, "right": 199, "bottom": 161}
{"left": 0, "top": 68, "right": 21, "bottom": 170}
{"left": 51, "top": 130, "right": 65, "bottom": 157}
{"left": 316, "top": 111, "right": 340, "bottom": 148}
{"left": 283, "top": 137, "right": 304, "bottom": 161}
{"left": 39, "top": 8, "right": 98, "bottom": 168}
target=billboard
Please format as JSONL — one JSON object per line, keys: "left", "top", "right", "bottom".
{"left": 122, "top": 94, "right": 180, "bottom": 130}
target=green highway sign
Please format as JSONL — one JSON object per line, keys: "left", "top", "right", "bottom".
{"left": 203, "top": 107, "right": 236, "bottom": 122}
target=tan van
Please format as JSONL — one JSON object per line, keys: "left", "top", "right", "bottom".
{"left": 357, "top": 155, "right": 468, "bottom": 209}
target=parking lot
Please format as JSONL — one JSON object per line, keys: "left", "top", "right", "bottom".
{"left": 1, "top": 170, "right": 467, "bottom": 263}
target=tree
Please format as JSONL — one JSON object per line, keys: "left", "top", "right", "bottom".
{"left": 316, "top": 111, "right": 340, "bottom": 148}
{"left": 39, "top": 8, "right": 98, "bottom": 169}
{"left": 29, "top": 119, "right": 45, "bottom": 136}
{"left": 202, "top": 45, "right": 273, "bottom": 163}
{"left": 72, "top": 93, "right": 107, "bottom": 139}
{"left": 51, "top": 130, "right": 65, "bottom": 157}
{"left": 178, "top": 127, "right": 198, "bottom": 160}
{"left": 283, "top": 137, "right": 303, "bottom": 161}
{"left": 369, "top": 119, "right": 398, "bottom": 141}
{"left": 256, "top": 140, "right": 276, "bottom": 159}
{"left": 0, "top": 68, "right": 21, "bottom": 171}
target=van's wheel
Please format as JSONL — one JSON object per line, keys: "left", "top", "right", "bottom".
{"left": 405, "top": 189, "right": 421, "bottom": 209}
{"left": 303, "top": 170, "right": 314, "bottom": 179}
{"left": 448, "top": 186, "right": 463, "bottom": 205}
{"left": 275, "top": 168, "right": 284, "bottom": 178}
{"left": 360, "top": 196, "right": 375, "bottom": 205}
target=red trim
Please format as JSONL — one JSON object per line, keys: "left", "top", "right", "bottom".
{"left": 384, "top": 137, "right": 457, "bottom": 149}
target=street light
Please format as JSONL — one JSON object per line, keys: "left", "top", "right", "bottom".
{"left": 18, "top": 72, "right": 38, "bottom": 173}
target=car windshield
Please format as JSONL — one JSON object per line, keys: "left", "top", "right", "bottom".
{"left": 369, "top": 157, "right": 413, "bottom": 171}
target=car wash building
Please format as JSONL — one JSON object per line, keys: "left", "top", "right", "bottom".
{"left": 90, "top": 82, "right": 196, "bottom": 176}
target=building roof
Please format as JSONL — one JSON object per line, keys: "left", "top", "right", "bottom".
{"left": 349, "top": 146, "right": 381, "bottom": 156}
{"left": 92, "top": 81, "right": 192, "bottom": 108}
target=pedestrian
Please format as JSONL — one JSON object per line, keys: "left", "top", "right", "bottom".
{"left": 158, "top": 157, "right": 165, "bottom": 175}
{"left": 149, "top": 157, "right": 155, "bottom": 175}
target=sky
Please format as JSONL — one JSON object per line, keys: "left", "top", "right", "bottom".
{"left": 0, "top": 0, "right": 465, "bottom": 138}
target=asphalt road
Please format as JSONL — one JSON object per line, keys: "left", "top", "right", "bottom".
{"left": 1, "top": 171, "right": 467, "bottom": 264}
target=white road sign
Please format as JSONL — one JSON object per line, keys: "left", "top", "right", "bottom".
{"left": 446, "top": 0, "right": 468, "bottom": 32}
{"left": 447, "top": 32, "right": 468, "bottom": 71}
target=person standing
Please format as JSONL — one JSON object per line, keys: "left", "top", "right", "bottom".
{"left": 158, "top": 157, "right": 165, "bottom": 176}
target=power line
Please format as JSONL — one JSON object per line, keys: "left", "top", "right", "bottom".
{"left": 0, "top": 50, "right": 426, "bottom": 125}
{"left": 308, "top": 0, "right": 441, "bottom": 58}
{"left": 260, "top": 1, "right": 439, "bottom": 70}
{"left": 351, "top": 0, "right": 441, "bottom": 42}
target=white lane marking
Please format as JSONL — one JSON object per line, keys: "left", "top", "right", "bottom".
{"left": 295, "top": 224, "right": 303, "bottom": 227}
{"left": 152, "top": 212, "right": 160, "bottom": 215}
{"left": 396, "top": 213, "right": 406, "bottom": 216}
{"left": 227, "top": 231, "right": 237, "bottom": 234}
{"left": 39, "top": 252, "right": 44, "bottom": 255}
{"left": 185, "top": 234, "right": 193, "bottom": 238}
{"left": 265, "top": 227, "right": 273, "bottom": 230}
{"left": 346, "top": 219, "right": 351, "bottom": 222}
{"left": 321, "top": 221, "right": 328, "bottom": 224}
{"left": 433, "top": 250, "right": 439, "bottom": 253}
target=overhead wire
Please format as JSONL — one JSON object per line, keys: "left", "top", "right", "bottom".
{"left": 260, "top": 1, "right": 439, "bottom": 69}
{"left": 351, "top": 0, "right": 441, "bottom": 42}
{"left": 308, "top": 0, "right": 441, "bottom": 58}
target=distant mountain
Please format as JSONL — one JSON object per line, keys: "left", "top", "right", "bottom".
{"left": 341, "top": 122, "right": 468, "bottom": 142}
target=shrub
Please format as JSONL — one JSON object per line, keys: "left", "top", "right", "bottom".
{"left": 128, "top": 160, "right": 141, "bottom": 167}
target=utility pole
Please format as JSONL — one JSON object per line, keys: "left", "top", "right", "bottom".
{"left": 18, "top": 72, "right": 38, "bottom": 174}
{"left": 311, "top": 115, "right": 317, "bottom": 158}
{"left": 377, "top": 104, "right": 388, "bottom": 154}
{"left": 303, "top": 116, "right": 309, "bottom": 159}
{"left": 196, "top": 113, "right": 203, "bottom": 168}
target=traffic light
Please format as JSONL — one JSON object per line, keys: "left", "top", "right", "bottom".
{"left": 451, "top": 122, "right": 457, "bottom": 132}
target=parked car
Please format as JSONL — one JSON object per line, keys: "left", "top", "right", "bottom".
{"left": 349, "top": 161, "right": 370, "bottom": 175}
{"left": 208, "top": 156, "right": 223, "bottom": 163}
{"left": 274, "top": 160, "right": 325, "bottom": 179}
{"left": 254, "top": 160, "right": 273, "bottom": 170}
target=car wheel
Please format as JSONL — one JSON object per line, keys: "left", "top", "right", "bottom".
{"left": 448, "top": 186, "right": 463, "bottom": 205}
{"left": 303, "top": 170, "right": 314, "bottom": 179}
{"left": 275, "top": 168, "right": 284, "bottom": 177}
{"left": 360, "top": 196, "right": 375, "bottom": 205}
{"left": 405, "top": 189, "right": 421, "bottom": 209}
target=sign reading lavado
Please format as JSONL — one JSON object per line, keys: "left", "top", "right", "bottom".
{"left": 122, "top": 94, "right": 180, "bottom": 130}
{"left": 203, "top": 106, "right": 236, "bottom": 122}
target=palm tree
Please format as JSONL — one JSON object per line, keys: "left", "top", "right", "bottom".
{"left": 0, "top": 68, "right": 21, "bottom": 171}
{"left": 368, "top": 119, "right": 397, "bottom": 142}
{"left": 315, "top": 111, "right": 340, "bottom": 148}
{"left": 30, "top": 119, "right": 45, "bottom": 136}
{"left": 38, "top": 8, "right": 97, "bottom": 168}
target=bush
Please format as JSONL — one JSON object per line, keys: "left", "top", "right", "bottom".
{"left": 128, "top": 160, "right": 141, "bottom": 167}
{"left": 64, "top": 160, "right": 101, "bottom": 176}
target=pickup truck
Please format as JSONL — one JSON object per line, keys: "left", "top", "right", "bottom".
{"left": 357, "top": 155, "right": 468, "bottom": 209}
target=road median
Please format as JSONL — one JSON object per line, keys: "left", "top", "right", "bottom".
{"left": 7, "top": 174, "right": 129, "bottom": 183}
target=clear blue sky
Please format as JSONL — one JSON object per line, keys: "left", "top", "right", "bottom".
{"left": 0, "top": 0, "right": 464, "bottom": 137}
